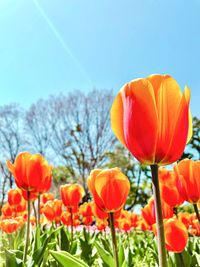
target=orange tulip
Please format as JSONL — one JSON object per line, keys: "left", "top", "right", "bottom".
{"left": 138, "top": 218, "right": 151, "bottom": 231}
{"left": 178, "top": 212, "right": 191, "bottom": 229}
{"left": 60, "top": 184, "right": 84, "bottom": 209}
{"left": 87, "top": 168, "right": 130, "bottom": 213}
{"left": 1, "top": 203, "right": 13, "bottom": 218}
{"left": 110, "top": 74, "right": 192, "bottom": 166}
{"left": 119, "top": 218, "right": 132, "bottom": 232}
{"left": 82, "top": 216, "right": 93, "bottom": 226}
{"left": 7, "top": 189, "right": 22, "bottom": 206}
{"left": 92, "top": 202, "right": 108, "bottom": 220}
{"left": 21, "top": 190, "right": 38, "bottom": 202}
{"left": 61, "top": 211, "right": 79, "bottom": 226}
{"left": 159, "top": 168, "right": 184, "bottom": 207}
{"left": 41, "top": 192, "right": 54, "bottom": 204}
{"left": 174, "top": 159, "right": 200, "bottom": 203}
{"left": 79, "top": 202, "right": 93, "bottom": 217}
{"left": 141, "top": 197, "right": 173, "bottom": 226}
{"left": 96, "top": 219, "right": 108, "bottom": 231}
{"left": 42, "top": 199, "right": 62, "bottom": 223}
{"left": 7, "top": 152, "right": 52, "bottom": 193}
{"left": 164, "top": 218, "right": 188, "bottom": 253}
{"left": 130, "top": 213, "right": 138, "bottom": 227}
{"left": 190, "top": 219, "right": 200, "bottom": 236}
{"left": 0, "top": 218, "right": 20, "bottom": 234}
{"left": 15, "top": 198, "right": 26, "bottom": 213}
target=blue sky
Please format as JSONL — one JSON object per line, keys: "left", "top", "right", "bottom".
{"left": 0, "top": 0, "right": 199, "bottom": 117}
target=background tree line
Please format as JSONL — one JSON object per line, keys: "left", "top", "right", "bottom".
{"left": 0, "top": 89, "right": 199, "bottom": 213}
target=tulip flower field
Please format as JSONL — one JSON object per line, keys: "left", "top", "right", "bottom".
{"left": 0, "top": 74, "right": 200, "bottom": 267}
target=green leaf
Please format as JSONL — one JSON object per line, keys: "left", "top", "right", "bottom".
{"left": 94, "top": 241, "right": 114, "bottom": 267}
{"left": 174, "top": 251, "right": 191, "bottom": 267}
{"left": 5, "top": 250, "right": 23, "bottom": 267}
{"left": 118, "top": 241, "right": 125, "bottom": 267}
{"left": 32, "top": 225, "right": 41, "bottom": 253}
{"left": 31, "top": 235, "right": 51, "bottom": 266}
{"left": 60, "top": 226, "right": 70, "bottom": 251}
{"left": 50, "top": 250, "right": 89, "bottom": 267}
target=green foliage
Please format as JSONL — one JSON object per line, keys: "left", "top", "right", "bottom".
{"left": 50, "top": 250, "right": 89, "bottom": 267}
{"left": 53, "top": 166, "right": 74, "bottom": 185}
{"left": 1, "top": 224, "right": 200, "bottom": 266}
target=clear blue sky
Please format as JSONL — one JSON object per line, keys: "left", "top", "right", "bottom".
{"left": 0, "top": 0, "right": 199, "bottom": 117}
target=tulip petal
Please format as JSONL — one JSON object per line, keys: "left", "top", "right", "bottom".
{"left": 147, "top": 75, "right": 184, "bottom": 163}
{"left": 122, "top": 79, "right": 158, "bottom": 164}
{"left": 110, "top": 91, "right": 126, "bottom": 146}
{"left": 160, "top": 87, "right": 191, "bottom": 165}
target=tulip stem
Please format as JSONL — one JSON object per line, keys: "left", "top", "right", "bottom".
{"left": 193, "top": 204, "right": 200, "bottom": 224}
{"left": 109, "top": 212, "right": 119, "bottom": 267}
{"left": 38, "top": 194, "right": 41, "bottom": 226}
{"left": 32, "top": 202, "right": 38, "bottom": 226}
{"left": 151, "top": 164, "right": 168, "bottom": 267}
{"left": 23, "top": 190, "right": 31, "bottom": 264}
{"left": 70, "top": 207, "right": 74, "bottom": 247}
{"left": 178, "top": 252, "right": 186, "bottom": 267}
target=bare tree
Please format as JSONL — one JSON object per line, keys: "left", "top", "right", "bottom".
{"left": 50, "top": 89, "right": 116, "bottom": 194}
{"left": 0, "top": 104, "right": 24, "bottom": 212}
{"left": 25, "top": 99, "right": 56, "bottom": 157}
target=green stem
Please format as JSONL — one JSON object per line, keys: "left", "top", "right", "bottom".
{"left": 70, "top": 207, "right": 74, "bottom": 245}
{"left": 193, "top": 204, "right": 200, "bottom": 224}
{"left": 151, "top": 164, "right": 168, "bottom": 267}
{"left": 178, "top": 252, "right": 186, "bottom": 267}
{"left": 109, "top": 212, "right": 119, "bottom": 267}
{"left": 8, "top": 234, "right": 13, "bottom": 249}
{"left": 32, "top": 202, "right": 38, "bottom": 226}
{"left": 23, "top": 190, "right": 31, "bottom": 264}
{"left": 38, "top": 194, "right": 41, "bottom": 226}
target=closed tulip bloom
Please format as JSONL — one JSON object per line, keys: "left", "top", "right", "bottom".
{"left": 1, "top": 203, "right": 13, "bottom": 217}
{"left": 15, "top": 198, "right": 26, "bottom": 213}
{"left": 61, "top": 211, "right": 79, "bottom": 226}
{"left": 60, "top": 184, "right": 84, "bottom": 208}
{"left": 79, "top": 202, "right": 93, "bottom": 217}
{"left": 178, "top": 212, "right": 191, "bottom": 229}
{"left": 0, "top": 219, "right": 20, "bottom": 234}
{"left": 141, "top": 197, "right": 173, "bottom": 226}
{"left": 119, "top": 218, "right": 132, "bottom": 232}
{"left": 21, "top": 190, "right": 38, "bottom": 202}
{"left": 87, "top": 167, "right": 130, "bottom": 213}
{"left": 42, "top": 199, "right": 62, "bottom": 223}
{"left": 7, "top": 152, "right": 52, "bottom": 193}
{"left": 41, "top": 193, "right": 54, "bottom": 204}
{"left": 159, "top": 168, "right": 185, "bottom": 207}
{"left": 174, "top": 159, "right": 200, "bottom": 203}
{"left": 82, "top": 216, "right": 93, "bottom": 226}
{"left": 92, "top": 202, "right": 108, "bottom": 220}
{"left": 164, "top": 218, "right": 188, "bottom": 253}
{"left": 7, "top": 189, "right": 22, "bottom": 206}
{"left": 110, "top": 74, "right": 192, "bottom": 166}
{"left": 96, "top": 219, "right": 108, "bottom": 231}
{"left": 190, "top": 219, "right": 200, "bottom": 236}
